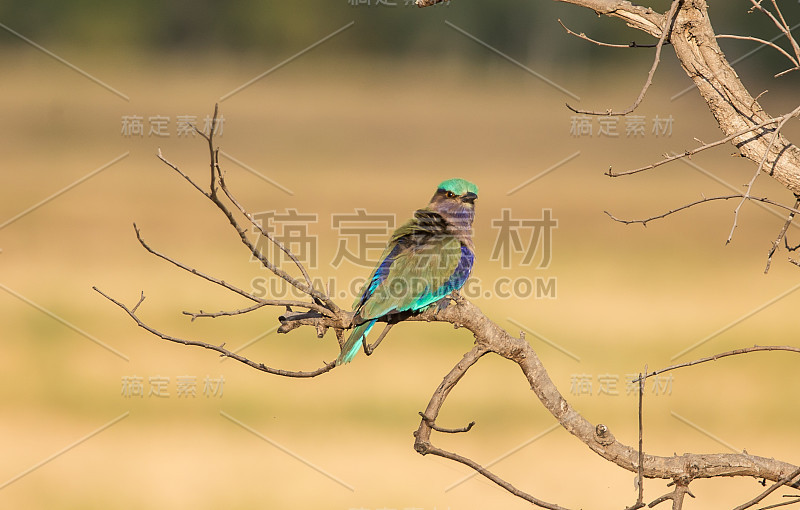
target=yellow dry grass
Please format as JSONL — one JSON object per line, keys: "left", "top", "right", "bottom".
{"left": 1, "top": 51, "right": 799, "bottom": 509}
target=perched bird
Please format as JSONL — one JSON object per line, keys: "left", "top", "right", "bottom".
{"left": 336, "top": 178, "right": 478, "bottom": 365}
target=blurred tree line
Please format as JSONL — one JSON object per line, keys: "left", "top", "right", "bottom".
{"left": 1, "top": 0, "right": 798, "bottom": 76}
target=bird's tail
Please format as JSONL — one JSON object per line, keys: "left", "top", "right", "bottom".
{"left": 336, "top": 319, "right": 377, "bottom": 365}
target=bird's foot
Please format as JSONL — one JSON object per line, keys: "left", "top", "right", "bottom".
{"left": 435, "top": 297, "right": 451, "bottom": 313}
{"left": 434, "top": 290, "right": 462, "bottom": 313}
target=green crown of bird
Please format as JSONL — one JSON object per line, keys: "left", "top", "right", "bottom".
{"left": 336, "top": 178, "right": 479, "bottom": 365}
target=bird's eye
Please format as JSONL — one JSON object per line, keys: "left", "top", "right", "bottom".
{"left": 446, "top": 191, "right": 456, "bottom": 199}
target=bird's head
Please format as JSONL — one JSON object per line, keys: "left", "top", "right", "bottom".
{"left": 430, "top": 178, "right": 478, "bottom": 207}
{"left": 428, "top": 178, "right": 478, "bottom": 232}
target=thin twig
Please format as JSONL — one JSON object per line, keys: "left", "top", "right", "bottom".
{"left": 641, "top": 345, "right": 800, "bottom": 382}
{"left": 605, "top": 194, "right": 800, "bottom": 227}
{"left": 717, "top": 34, "right": 798, "bottom": 69}
{"left": 728, "top": 105, "right": 800, "bottom": 244}
{"left": 733, "top": 466, "right": 800, "bottom": 510}
{"left": 637, "top": 366, "right": 646, "bottom": 508}
{"left": 558, "top": 18, "right": 658, "bottom": 48}
{"left": 427, "top": 442, "right": 572, "bottom": 509}
{"left": 157, "top": 106, "right": 337, "bottom": 314}
{"left": 625, "top": 366, "right": 647, "bottom": 510}
{"left": 94, "top": 287, "right": 336, "bottom": 378}
{"left": 608, "top": 109, "right": 800, "bottom": 177}
{"left": 756, "top": 496, "right": 800, "bottom": 510}
{"left": 157, "top": 148, "right": 209, "bottom": 197}
{"left": 130, "top": 291, "right": 145, "bottom": 314}
{"left": 215, "top": 163, "right": 317, "bottom": 293}
{"left": 203, "top": 103, "right": 220, "bottom": 199}
{"left": 183, "top": 302, "right": 270, "bottom": 321}
{"left": 566, "top": 0, "right": 680, "bottom": 116}
{"left": 749, "top": 0, "right": 800, "bottom": 66}
{"left": 418, "top": 412, "right": 475, "bottom": 434}
{"left": 765, "top": 196, "right": 800, "bottom": 273}
{"left": 132, "top": 223, "right": 331, "bottom": 316}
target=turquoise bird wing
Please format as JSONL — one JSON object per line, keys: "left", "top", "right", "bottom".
{"left": 360, "top": 232, "right": 470, "bottom": 319}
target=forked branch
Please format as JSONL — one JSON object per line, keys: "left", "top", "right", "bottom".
{"left": 94, "top": 287, "right": 336, "bottom": 377}
{"left": 100, "top": 103, "right": 800, "bottom": 508}
{"left": 412, "top": 298, "right": 800, "bottom": 508}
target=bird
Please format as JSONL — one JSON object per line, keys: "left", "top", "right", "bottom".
{"left": 336, "top": 178, "right": 478, "bottom": 365}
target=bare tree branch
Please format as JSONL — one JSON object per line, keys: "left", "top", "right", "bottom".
{"left": 665, "top": 1, "right": 800, "bottom": 193}
{"left": 183, "top": 302, "right": 269, "bottom": 321}
{"left": 641, "top": 345, "right": 800, "bottom": 381}
{"left": 413, "top": 343, "right": 572, "bottom": 510}
{"left": 557, "top": 18, "right": 658, "bottom": 49}
{"left": 93, "top": 286, "right": 336, "bottom": 377}
{"left": 716, "top": 34, "right": 799, "bottom": 74}
{"left": 728, "top": 105, "right": 800, "bottom": 244}
{"left": 748, "top": 0, "right": 800, "bottom": 69}
{"left": 605, "top": 194, "right": 800, "bottom": 227}
{"left": 132, "top": 223, "right": 331, "bottom": 316}
{"left": 566, "top": 0, "right": 681, "bottom": 116}
{"left": 648, "top": 480, "right": 695, "bottom": 510}
{"left": 418, "top": 411, "right": 475, "bottom": 434}
{"left": 607, "top": 109, "right": 800, "bottom": 178}
{"left": 631, "top": 366, "right": 645, "bottom": 510}
{"left": 156, "top": 108, "right": 339, "bottom": 314}
{"left": 215, "top": 160, "right": 316, "bottom": 291}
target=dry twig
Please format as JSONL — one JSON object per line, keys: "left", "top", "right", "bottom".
{"left": 557, "top": 18, "right": 658, "bottom": 49}
{"left": 765, "top": 196, "right": 800, "bottom": 273}
{"left": 565, "top": 0, "right": 680, "bottom": 116}
{"left": 605, "top": 194, "right": 800, "bottom": 227}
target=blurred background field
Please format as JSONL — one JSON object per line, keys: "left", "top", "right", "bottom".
{"left": 2, "top": 1, "right": 800, "bottom": 509}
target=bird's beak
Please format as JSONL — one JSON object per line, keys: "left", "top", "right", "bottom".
{"left": 462, "top": 192, "right": 478, "bottom": 204}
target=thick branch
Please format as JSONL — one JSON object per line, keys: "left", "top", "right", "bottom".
{"left": 414, "top": 344, "right": 571, "bottom": 510}
{"left": 411, "top": 298, "right": 800, "bottom": 499}
{"left": 668, "top": 0, "right": 800, "bottom": 193}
